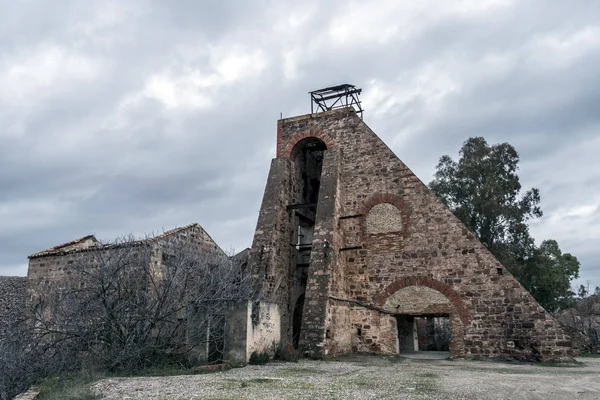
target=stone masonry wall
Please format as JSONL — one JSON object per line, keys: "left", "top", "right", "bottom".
{"left": 28, "top": 224, "right": 227, "bottom": 303}
{"left": 0, "top": 276, "right": 27, "bottom": 339}
{"left": 298, "top": 149, "right": 340, "bottom": 356}
{"left": 267, "top": 108, "right": 572, "bottom": 361}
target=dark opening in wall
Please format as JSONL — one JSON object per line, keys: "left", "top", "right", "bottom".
{"left": 292, "top": 294, "right": 305, "bottom": 349}
{"left": 497, "top": 268, "right": 503, "bottom": 275}
{"left": 292, "top": 137, "right": 327, "bottom": 206}
{"left": 289, "top": 137, "right": 327, "bottom": 351}
{"left": 251, "top": 301, "right": 260, "bottom": 326}
{"left": 207, "top": 314, "right": 226, "bottom": 364}
{"left": 396, "top": 315, "right": 451, "bottom": 352}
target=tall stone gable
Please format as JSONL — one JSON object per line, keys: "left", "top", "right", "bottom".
{"left": 249, "top": 107, "right": 572, "bottom": 361}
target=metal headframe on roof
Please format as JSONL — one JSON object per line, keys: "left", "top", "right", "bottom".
{"left": 309, "top": 84, "right": 363, "bottom": 119}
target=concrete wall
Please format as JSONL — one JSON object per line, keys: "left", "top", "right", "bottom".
{"left": 223, "top": 302, "right": 249, "bottom": 365}
{"left": 246, "top": 301, "right": 281, "bottom": 359}
{"left": 188, "top": 301, "right": 281, "bottom": 366}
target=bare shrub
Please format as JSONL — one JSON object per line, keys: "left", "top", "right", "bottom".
{"left": 557, "top": 295, "right": 600, "bottom": 354}
{"left": 1, "top": 232, "right": 256, "bottom": 397}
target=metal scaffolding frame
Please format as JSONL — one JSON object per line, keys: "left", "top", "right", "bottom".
{"left": 309, "top": 84, "right": 363, "bottom": 119}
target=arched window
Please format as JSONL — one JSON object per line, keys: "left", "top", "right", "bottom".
{"left": 291, "top": 137, "right": 327, "bottom": 205}
{"left": 366, "top": 203, "right": 403, "bottom": 234}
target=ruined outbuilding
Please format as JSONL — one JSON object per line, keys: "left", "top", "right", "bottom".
{"left": 249, "top": 86, "right": 573, "bottom": 361}
{"left": 26, "top": 224, "right": 277, "bottom": 365}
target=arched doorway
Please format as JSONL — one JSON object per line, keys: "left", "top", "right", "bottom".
{"left": 377, "top": 278, "right": 469, "bottom": 358}
{"left": 290, "top": 137, "right": 327, "bottom": 204}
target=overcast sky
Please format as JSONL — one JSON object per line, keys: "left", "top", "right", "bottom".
{"left": 1, "top": 0, "right": 599, "bottom": 291}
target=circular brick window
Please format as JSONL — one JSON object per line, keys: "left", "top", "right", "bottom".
{"left": 366, "top": 203, "right": 403, "bottom": 234}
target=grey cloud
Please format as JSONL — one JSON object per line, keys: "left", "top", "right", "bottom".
{"left": 1, "top": 0, "right": 599, "bottom": 295}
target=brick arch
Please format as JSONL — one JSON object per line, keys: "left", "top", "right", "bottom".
{"left": 360, "top": 193, "right": 409, "bottom": 235}
{"left": 361, "top": 193, "right": 405, "bottom": 215}
{"left": 374, "top": 276, "right": 470, "bottom": 325}
{"left": 282, "top": 129, "right": 336, "bottom": 160}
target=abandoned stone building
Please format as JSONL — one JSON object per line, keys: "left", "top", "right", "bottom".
{"left": 26, "top": 223, "right": 278, "bottom": 365}
{"left": 27, "top": 223, "right": 226, "bottom": 295}
{"left": 9, "top": 85, "right": 573, "bottom": 364}
{"left": 248, "top": 85, "right": 573, "bottom": 361}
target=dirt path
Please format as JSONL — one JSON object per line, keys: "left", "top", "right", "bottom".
{"left": 92, "top": 356, "right": 600, "bottom": 399}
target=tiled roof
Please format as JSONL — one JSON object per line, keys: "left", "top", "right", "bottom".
{"left": 231, "top": 248, "right": 250, "bottom": 260}
{"left": 28, "top": 224, "right": 202, "bottom": 259}
{"left": 152, "top": 223, "right": 200, "bottom": 240}
{"left": 28, "top": 235, "right": 99, "bottom": 259}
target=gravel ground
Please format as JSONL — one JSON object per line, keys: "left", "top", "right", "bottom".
{"left": 92, "top": 355, "right": 600, "bottom": 400}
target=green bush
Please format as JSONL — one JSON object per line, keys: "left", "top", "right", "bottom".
{"left": 248, "top": 351, "right": 270, "bottom": 365}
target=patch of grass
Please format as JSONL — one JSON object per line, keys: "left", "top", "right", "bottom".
{"left": 279, "top": 381, "right": 315, "bottom": 390}
{"left": 347, "top": 376, "right": 372, "bottom": 387}
{"left": 385, "top": 355, "right": 407, "bottom": 364}
{"left": 578, "top": 353, "right": 600, "bottom": 358}
{"left": 227, "top": 377, "right": 315, "bottom": 391}
{"left": 113, "top": 362, "right": 232, "bottom": 378}
{"left": 539, "top": 360, "right": 584, "bottom": 368}
{"left": 225, "top": 377, "right": 281, "bottom": 388}
{"left": 465, "top": 354, "right": 485, "bottom": 361}
{"left": 411, "top": 371, "right": 439, "bottom": 394}
{"left": 247, "top": 378, "right": 276, "bottom": 384}
{"left": 34, "top": 373, "right": 104, "bottom": 400}
{"left": 35, "top": 362, "right": 230, "bottom": 400}
{"left": 414, "top": 380, "right": 436, "bottom": 394}
{"left": 464, "top": 355, "right": 523, "bottom": 364}
{"left": 125, "top": 365, "right": 197, "bottom": 377}
{"left": 327, "top": 353, "right": 405, "bottom": 365}
{"left": 460, "top": 365, "right": 535, "bottom": 375}
{"left": 277, "top": 367, "right": 321, "bottom": 377}
{"left": 206, "top": 397, "right": 245, "bottom": 400}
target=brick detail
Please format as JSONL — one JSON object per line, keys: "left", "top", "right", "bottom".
{"left": 360, "top": 193, "right": 405, "bottom": 215}
{"left": 360, "top": 193, "right": 409, "bottom": 239}
{"left": 280, "top": 129, "right": 336, "bottom": 159}
{"left": 366, "top": 203, "right": 403, "bottom": 234}
{"left": 374, "top": 276, "right": 470, "bottom": 325}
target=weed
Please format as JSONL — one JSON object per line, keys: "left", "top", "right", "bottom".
{"left": 249, "top": 351, "right": 270, "bottom": 365}
{"left": 248, "top": 378, "right": 276, "bottom": 383}
{"left": 273, "top": 343, "right": 300, "bottom": 362}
